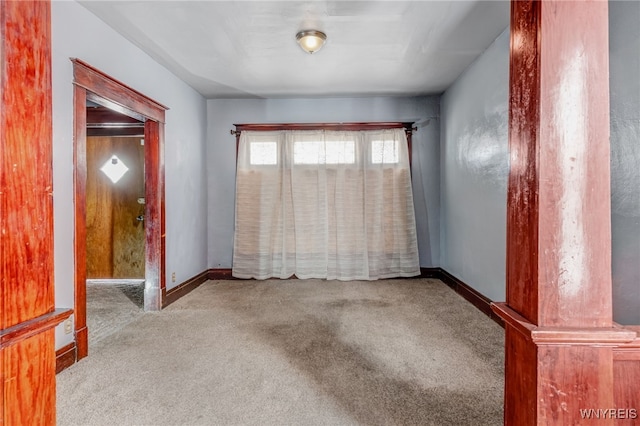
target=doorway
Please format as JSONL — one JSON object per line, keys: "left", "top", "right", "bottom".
{"left": 85, "top": 105, "right": 147, "bottom": 345}
{"left": 72, "top": 59, "right": 168, "bottom": 360}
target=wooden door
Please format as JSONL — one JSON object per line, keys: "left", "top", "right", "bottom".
{"left": 86, "top": 136, "right": 146, "bottom": 279}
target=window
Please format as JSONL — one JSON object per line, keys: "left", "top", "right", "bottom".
{"left": 371, "top": 140, "right": 399, "bottom": 164}
{"left": 249, "top": 141, "right": 277, "bottom": 165}
{"left": 232, "top": 123, "right": 419, "bottom": 281}
{"left": 100, "top": 154, "right": 129, "bottom": 183}
{"left": 293, "top": 140, "right": 355, "bottom": 165}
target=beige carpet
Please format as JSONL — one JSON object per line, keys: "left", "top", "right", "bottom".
{"left": 57, "top": 278, "right": 505, "bottom": 425}
{"left": 86, "top": 281, "right": 145, "bottom": 346}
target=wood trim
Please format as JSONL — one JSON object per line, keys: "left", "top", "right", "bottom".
{"left": 437, "top": 268, "right": 504, "bottom": 327}
{"left": 75, "top": 326, "right": 88, "bottom": 362}
{"left": 418, "top": 267, "right": 441, "bottom": 278}
{"left": 163, "top": 270, "right": 210, "bottom": 308}
{"left": 493, "top": 303, "right": 637, "bottom": 345}
{"left": 1, "top": 309, "right": 72, "bottom": 349}
{"left": 491, "top": 302, "right": 535, "bottom": 336}
{"left": 73, "top": 84, "right": 88, "bottom": 360}
{"left": 71, "top": 59, "right": 168, "bottom": 123}
{"left": 86, "top": 128, "right": 145, "bottom": 138}
{"left": 72, "top": 59, "right": 167, "bottom": 361}
{"left": 614, "top": 351, "right": 640, "bottom": 362}
{"left": 143, "top": 120, "right": 164, "bottom": 311}
{"left": 531, "top": 328, "right": 636, "bottom": 346}
{"left": 87, "top": 105, "right": 144, "bottom": 125}
{"left": 234, "top": 122, "right": 414, "bottom": 132}
{"left": 55, "top": 342, "right": 77, "bottom": 374}
{"left": 506, "top": 0, "right": 541, "bottom": 325}
{"left": 613, "top": 325, "right": 640, "bottom": 361}
{"left": 162, "top": 268, "right": 237, "bottom": 307}
{"left": 207, "top": 268, "right": 235, "bottom": 280}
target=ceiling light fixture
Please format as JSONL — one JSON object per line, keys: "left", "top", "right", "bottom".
{"left": 296, "top": 30, "right": 327, "bottom": 54}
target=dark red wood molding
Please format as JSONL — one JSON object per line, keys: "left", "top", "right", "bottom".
{"left": 493, "top": 303, "right": 636, "bottom": 345}
{"left": 207, "top": 268, "right": 235, "bottom": 280}
{"left": 72, "top": 59, "right": 168, "bottom": 361}
{"left": 86, "top": 106, "right": 143, "bottom": 125}
{"left": 163, "top": 269, "right": 239, "bottom": 308}
{"left": 86, "top": 106, "right": 144, "bottom": 137}
{"left": 73, "top": 84, "right": 88, "bottom": 360}
{"left": 163, "top": 270, "right": 211, "bottom": 308}
{"left": 143, "top": 120, "right": 165, "bottom": 311}
{"left": 418, "top": 267, "right": 441, "bottom": 278}
{"left": 55, "top": 342, "right": 77, "bottom": 374}
{"left": 87, "top": 128, "right": 145, "bottom": 137}
{"left": 71, "top": 59, "right": 168, "bottom": 123}
{"left": 233, "top": 122, "right": 415, "bottom": 132}
{"left": 505, "top": 0, "right": 541, "bottom": 324}
{"left": 1, "top": 309, "right": 72, "bottom": 349}
{"left": 421, "top": 268, "right": 505, "bottom": 327}
{"left": 613, "top": 326, "right": 640, "bottom": 360}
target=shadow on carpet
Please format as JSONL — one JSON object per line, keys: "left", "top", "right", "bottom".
{"left": 58, "top": 278, "right": 505, "bottom": 426}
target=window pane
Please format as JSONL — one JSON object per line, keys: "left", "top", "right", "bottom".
{"left": 250, "top": 142, "right": 277, "bottom": 165}
{"left": 326, "top": 141, "right": 355, "bottom": 164}
{"left": 372, "top": 140, "right": 399, "bottom": 164}
{"left": 294, "top": 140, "right": 355, "bottom": 164}
{"left": 294, "top": 141, "right": 322, "bottom": 164}
{"left": 100, "top": 155, "right": 129, "bottom": 183}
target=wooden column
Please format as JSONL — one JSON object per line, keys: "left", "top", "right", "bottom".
{"left": 492, "top": 0, "right": 637, "bottom": 424}
{"left": 0, "top": 1, "right": 71, "bottom": 423}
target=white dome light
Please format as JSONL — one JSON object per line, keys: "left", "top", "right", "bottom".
{"left": 296, "top": 30, "right": 327, "bottom": 54}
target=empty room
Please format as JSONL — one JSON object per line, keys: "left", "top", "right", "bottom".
{"left": 1, "top": 0, "right": 638, "bottom": 425}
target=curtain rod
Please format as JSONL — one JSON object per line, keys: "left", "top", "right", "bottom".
{"left": 230, "top": 122, "right": 417, "bottom": 136}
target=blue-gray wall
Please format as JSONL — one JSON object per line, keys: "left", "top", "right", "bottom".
{"left": 440, "top": 29, "right": 509, "bottom": 303}
{"left": 206, "top": 97, "right": 441, "bottom": 269}
{"left": 609, "top": 1, "right": 640, "bottom": 325}
{"left": 440, "top": 2, "right": 640, "bottom": 324}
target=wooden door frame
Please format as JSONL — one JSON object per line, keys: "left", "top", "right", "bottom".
{"left": 72, "top": 59, "right": 167, "bottom": 360}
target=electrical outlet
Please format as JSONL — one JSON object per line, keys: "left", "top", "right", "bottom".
{"left": 172, "top": 272, "right": 176, "bottom": 282}
{"left": 64, "top": 319, "right": 72, "bottom": 334}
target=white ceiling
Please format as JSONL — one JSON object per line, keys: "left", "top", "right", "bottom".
{"left": 79, "top": 1, "right": 510, "bottom": 99}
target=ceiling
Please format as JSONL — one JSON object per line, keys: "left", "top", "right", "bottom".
{"left": 79, "top": 1, "right": 510, "bottom": 99}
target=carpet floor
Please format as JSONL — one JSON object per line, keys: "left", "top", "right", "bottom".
{"left": 86, "top": 281, "right": 145, "bottom": 346}
{"left": 57, "top": 278, "right": 505, "bottom": 425}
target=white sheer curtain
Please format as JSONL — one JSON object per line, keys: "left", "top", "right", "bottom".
{"left": 233, "top": 128, "right": 420, "bottom": 280}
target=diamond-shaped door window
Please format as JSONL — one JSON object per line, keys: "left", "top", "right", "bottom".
{"left": 100, "top": 155, "right": 129, "bottom": 184}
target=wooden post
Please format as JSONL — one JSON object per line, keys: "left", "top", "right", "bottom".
{"left": 0, "top": 1, "right": 71, "bottom": 423}
{"left": 493, "top": 0, "right": 637, "bottom": 424}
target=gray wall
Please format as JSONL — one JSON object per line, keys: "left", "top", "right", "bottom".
{"left": 52, "top": 1, "right": 209, "bottom": 348}
{"left": 440, "top": 29, "right": 509, "bottom": 302}
{"left": 609, "top": 1, "right": 640, "bottom": 325}
{"left": 440, "top": 2, "right": 640, "bottom": 324}
{"left": 206, "top": 97, "right": 441, "bottom": 269}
